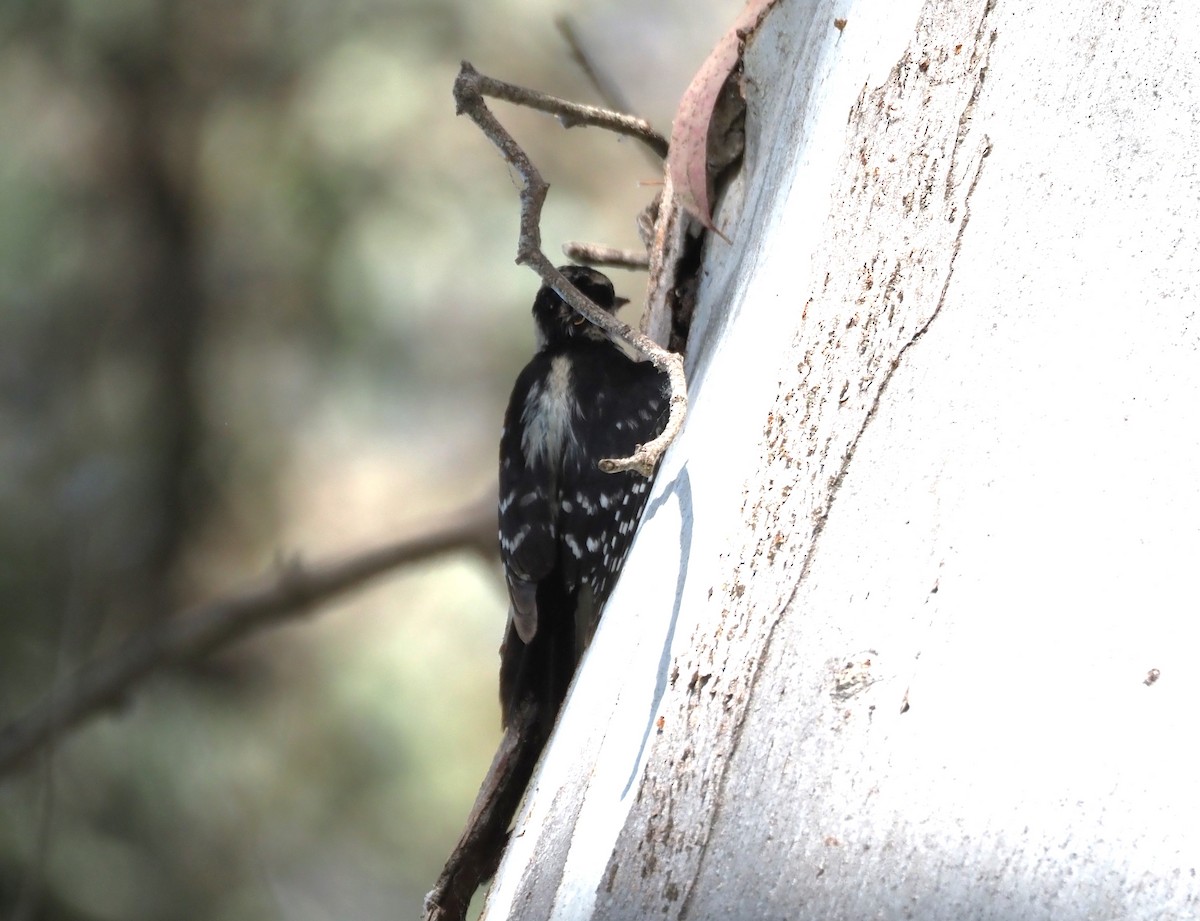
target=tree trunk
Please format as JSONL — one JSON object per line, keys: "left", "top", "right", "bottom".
{"left": 484, "top": 0, "right": 1200, "bottom": 917}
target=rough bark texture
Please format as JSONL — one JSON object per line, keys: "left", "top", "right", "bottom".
{"left": 484, "top": 0, "right": 1200, "bottom": 918}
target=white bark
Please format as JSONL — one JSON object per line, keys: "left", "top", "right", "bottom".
{"left": 485, "top": 0, "right": 1200, "bottom": 918}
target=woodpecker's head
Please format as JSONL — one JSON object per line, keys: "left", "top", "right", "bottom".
{"left": 532, "top": 265, "right": 629, "bottom": 348}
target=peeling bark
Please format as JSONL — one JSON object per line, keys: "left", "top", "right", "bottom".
{"left": 483, "top": 0, "right": 1200, "bottom": 918}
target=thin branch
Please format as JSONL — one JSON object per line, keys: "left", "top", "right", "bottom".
{"left": 0, "top": 496, "right": 496, "bottom": 778}
{"left": 455, "top": 61, "right": 668, "bottom": 161}
{"left": 454, "top": 61, "right": 688, "bottom": 478}
{"left": 561, "top": 240, "right": 651, "bottom": 270}
{"left": 422, "top": 700, "right": 545, "bottom": 921}
{"left": 555, "top": 16, "right": 635, "bottom": 119}
{"left": 554, "top": 17, "right": 667, "bottom": 171}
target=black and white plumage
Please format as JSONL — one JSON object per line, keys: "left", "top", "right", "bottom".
{"left": 498, "top": 266, "right": 668, "bottom": 730}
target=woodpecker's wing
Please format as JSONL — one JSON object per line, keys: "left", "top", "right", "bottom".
{"left": 557, "top": 354, "right": 669, "bottom": 644}
{"left": 499, "top": 356, "right": 562, "bottom": 643}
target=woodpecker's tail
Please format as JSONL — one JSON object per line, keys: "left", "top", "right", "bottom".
{"left": 498, "top": 570, "right": 578, "bottom": 734}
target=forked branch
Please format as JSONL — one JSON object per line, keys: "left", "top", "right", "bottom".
{"left": 453, "top": 61, "right": 688, "bottom": 478}
{"left": 455, "top": 61, "right": 668, "bottom": 160}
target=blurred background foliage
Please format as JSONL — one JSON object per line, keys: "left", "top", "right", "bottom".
{"left": 0, "top": 0, "right": 729, "bottom": 917}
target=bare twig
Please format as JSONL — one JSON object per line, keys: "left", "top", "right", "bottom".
{"left": 553, "top": 16, "right": 671, "bottom": 173}
{"left": 555, "top": 16, "right": 634, "bottom": 118}
{"left": 454, "top": 61, "right": 687, "bottom": 477}
{"left": 561, "top": 241, "right": 650, "bottom": 270}
{"left": 0, "top": 496, "right": 496, "bottom": 778}
{"left": 455, "top": 61, "right": 668, "bottom": 161}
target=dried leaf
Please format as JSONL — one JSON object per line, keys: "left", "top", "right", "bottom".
{"left": 666, "top": 0, "right": 782, "bottom": 235}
